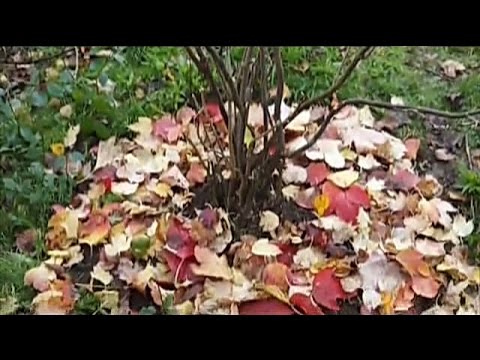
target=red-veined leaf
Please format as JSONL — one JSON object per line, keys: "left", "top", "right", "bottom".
{"left": 312, "top": 268, "right": 348, "bottom": 312}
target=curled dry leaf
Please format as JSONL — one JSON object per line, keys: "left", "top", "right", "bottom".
{"left": 186, "top": 163, "right": 207, "bottom": 185}
{"left": 404, "top": 138, "right": 421, "bottom": 160}
{"left": 358, "top": 154, "right": 380, "bottom": 170}
{"left": 441, "top": 59, "right": 466, "bottom": 78}
{"left": 191, "top": 246, "right": 232, "bottom": 280}
{"left": 452, "top": 215, "right": 474, "bottom": 238}
{"left": 435, "top": 148, "right": 456, "bottom": 162}
{"left": 282, "top": 185, "right": 300, "bottom": 201}
{"left": 305, "top": 139, "right": 345, "bottom": 169}
{"left": 160, "top": 165, "right": 190, "bottom": 189}
{"left": 153, "top": 115, "right": 183, "bottom": 143}
{"left": 24, "top": 264, "right": 56, "bottom": 291}
{"left": 389, "top": 169, "right": 420, "bottom": 192}
{"left": 64, "top": 125, "right": 80, "bottom": 148}
{"left": 91, "top": 264, "right": 113, "bottom": 286}
{"left": 282, "top": 163, "right": 307, "bottom": 185}
{"left": 259, "top": 210, "right": 280, "bottom": 232}
{"left": 262, "top": 263, "right": 289, "bottom": 292}
{"left": 16, "top": 229, "right": 37, "bottom": 253}
{"left": 251, "top": 239, "right": 282, "bottom": 257}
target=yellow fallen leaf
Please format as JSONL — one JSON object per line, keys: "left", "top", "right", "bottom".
{"left": 50, "top": 143, "right": 65, "bottom": 156}
{"left": 175, "top": 301, "right": 194, "bottom": 315}
{"left": 128, "top": 117, "right": 152, "bottom": 135}
{"left": 153, "top": 182, "right": 173, "bottom": 198}
{"left": 341, "top": 148, "right": 358, "bottom": 161}
{"left": 327, "top": 169, "right": 359, "bottom": 188}
{"left": 257, "top": 284, "right": 290, "bottom": 305}
{"left": 313, "top": 194, "right": 330, "bottom": 217}
{"left": 380, "top": 292, "right": 395, "bottom": 315}
{"left": 95, "top": 290, "right": 119, "bottom": 311}
{"left": 244, "top": 127, "right": 254, "bottom": 148}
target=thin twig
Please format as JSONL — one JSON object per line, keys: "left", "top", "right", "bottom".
{"left": 185, "top": 47, "right": 229, "bottom": 125}
{"left": 285, "top": 46, "right": 373, "bottom": 123}
{"left": 465, "top": 134, "right": 476, "bottom": 219}
{"left": 273, "top": 48, "right": 284, "bottom": 123}
{"left": 205, "top": 46, "right": 246, "bottom": 120}
{"left": 253, "top": 46, "right": 373, "bottom": 144}
{"left": 286, "top": 102, "right": 349, "bottom": 158}
{"left": 341, "top": 98, "right": 480, "bottom": 119}
{"left": 73, "top": 47, "right": 79, "bottom": 79}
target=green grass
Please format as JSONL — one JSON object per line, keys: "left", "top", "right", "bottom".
{"left": 3, "top": 46, "right": 480, "bottom": 312}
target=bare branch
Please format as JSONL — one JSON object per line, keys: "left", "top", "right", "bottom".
{"left": 253, "top": 46, "right": 374, "bottom": 144}
{"left": 340, "top": 98, "right": 480, "bottom": 119}
{"left": 185, "top": 47, "right": 230, "bottom": 124}
{"left": 285, "top": 46, "right": 373, "bottom": 123}
{"left": 272, "top": 48, "right": 284, "bottom": 123}
{"left": 205, "top": 46, "right": 246, "bottom": 120}
{"left": 286, "top": 103, "right": 350, "bottom": 158}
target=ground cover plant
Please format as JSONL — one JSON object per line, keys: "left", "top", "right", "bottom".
{"left": 2, "top": 46, "right": 480, "bottom": 315}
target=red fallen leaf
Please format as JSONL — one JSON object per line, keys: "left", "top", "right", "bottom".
{"left": 205, "top": 103, "right": 224, "bottom": 124}
{"left": 322, "top": 181, "right": 370, "bottom": 223}
{"left": 199, "top": 208, "right": 218, "bottom": 229}
{"left": 312, "top": 268, "right": 348, "bottom": 311}
{"left": 186, "top": 163, "right": 207, "bottom": 185}
{"left": 166, "top": 218, "right": 195, "bottom": 259}
{"left": 290, "top": 294, "right": 324, "bottom": 315}
{"left": 262, "top": 263, "right": 289, "bottom": 292}
{"left": 103, "top": 177, "right": 112, "bottom": 193}
{"left": 161, "top": 250, "right": 201, "bottom": 285}
{"left": 239, "top": 299, "right": 295, "bottom": 315}
{"left": 404, "top": 138, "right": 421, "bottom": 160}
{"left": 389, "top": 169, "right": 420, "bottom": 192}
{"left": 307, "top": 163, "right": 330, "bottom": 186}
{"left": 93, "top": 165, "right": 117, "bottom": 183}
{"left": 153, "top": 115, "right": 182, "bottom": 143}
{"left": 276, "top": 243, "right": 297, "bottom": 266}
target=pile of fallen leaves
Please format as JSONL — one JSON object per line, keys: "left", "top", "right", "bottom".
{"left": 23, "top": 99, "right": 480, "bottom": 315}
